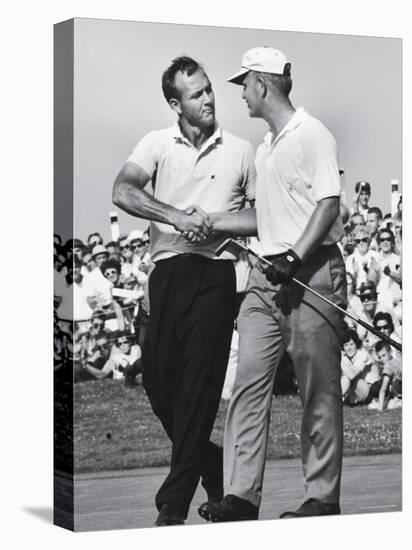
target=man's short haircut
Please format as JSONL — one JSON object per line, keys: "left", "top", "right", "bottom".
{"left": 375, "top": 340, "right": 391, "bottom": 354}
{"left": 257, "top": 64, "right": 292, "bottom": 97}
{"left": 106, "top": 241, "right": 118, "bottom": 249}
{"left": 162, "top": 56, "right": 203, "bottom": 103}
{"left": 368, "top": 206, "right": 383, "bottom": 220}
{"left": 355, "top": 181, "right": 371, "bottom": 194}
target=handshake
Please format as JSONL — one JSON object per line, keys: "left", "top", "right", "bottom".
{"left": 173, "top": 205, "right": 214, "bottom": 243}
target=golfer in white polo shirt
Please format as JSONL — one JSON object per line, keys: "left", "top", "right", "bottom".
{"left": 199, "top": 47, "right": 348, "bottom": 522}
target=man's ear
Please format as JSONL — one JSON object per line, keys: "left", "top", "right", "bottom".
{"left": 256, "top": 75, "right": 267, "bottom": 98}
{"left": 169, "top": 97, "right": 182, "bottom": 115}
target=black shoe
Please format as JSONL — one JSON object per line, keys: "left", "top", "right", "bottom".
{"left": 198, "top": 494, "right": 259, "bottom": 522}
{"left": 155, "top": 504, "right": 185, "bottom": 526}
{"left": 280, "top": 498, "right": 341, "bottom": 519}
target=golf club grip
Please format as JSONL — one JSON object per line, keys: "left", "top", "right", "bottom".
{"left": 355, "top": 318, "right": 402, "bottom": 352}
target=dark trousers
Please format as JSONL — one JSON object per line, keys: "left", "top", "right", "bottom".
{"left": 142, "top": 254, "right": 236, "bottom": 518}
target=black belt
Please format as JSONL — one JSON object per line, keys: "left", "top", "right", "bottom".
{"left": 263, "top": 244, "right": 338, "bottom": 263}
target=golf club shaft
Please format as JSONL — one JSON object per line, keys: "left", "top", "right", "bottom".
{"left": 232, "top": 240, "right": 402, "bottom": 353}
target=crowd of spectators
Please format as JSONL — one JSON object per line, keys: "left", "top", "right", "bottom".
{"left": 54, "top": 180, "right": 402, "bottom": 410}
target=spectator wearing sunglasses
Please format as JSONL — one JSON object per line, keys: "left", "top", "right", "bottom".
{"left": 118, "top": 235, "right": 135, "bottom": 279}
{"left": 371, "top": 311, "right": 401, "bottom": 360}
{"left": 80, "top": 310, "right": 108, "bottom": 363}
{"left": 353, "top": 282, "right": 387, "bottom": 344}
{"left": 345, "top": 227, "right": 379, "bottom": 291}
{"left": 374, "top": 228, "right": 402, "bottom": 310}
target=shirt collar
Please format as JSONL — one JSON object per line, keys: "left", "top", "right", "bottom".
{"left": 172, "top": 122, "right": 222, "bottom": 148}
{"left": 263, "top": 107, "right": 305, "bottom": 146}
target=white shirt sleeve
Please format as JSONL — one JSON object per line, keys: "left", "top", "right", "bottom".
{"left": 126, "top": 131, "right": 160, "bottom": 178}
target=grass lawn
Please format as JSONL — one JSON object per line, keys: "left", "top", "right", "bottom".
{"left": 74, "top": 380, "right": 402, "bottom": 473}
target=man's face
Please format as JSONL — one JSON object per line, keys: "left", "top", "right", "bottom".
{"left": 366, "top": 213, "right": 379, "bottom": 235}
{"left": 119, "top": 239, "right": 133, "bottom": 260}
{"left": 116, "top": 336, "right": 131, "bottom": 353}
{"left": 354, "top": 232, "right": 369, "bottom": 255}
{"left": 241, "top": 72, "right": 262, "bottom": 118}
{"left": 359, "top": 190, "right": 370, "bottom": 208}
{"left": 107, "top": 244, "right": 118, "bottom": 258}
{"left": 131, "top": 239, "right": 145, "bottom": 258}
{"left": 172, "top": 69, "right": 215, "bottom": 129}
{"left": 343, "top": 339, "right": 357, "bottom": 359}
{"left": 95, "top": 253, "right": 108, "bottom": 268}
{"left": 360, "top": 292, "right": 377, "bottom": 314}
{"left": 351, "top": 214, "right": 365, "bottom": 232}
{"left": 96, "top": 338, "right": 111, "bottom": 358}
{"left": 378, "top": 232, "right": 393, "bottom": 254}
{"left": 83, "top": 253, "right": 96, "bottom": 272}
{"left": 375, "top": 318, "right": 392, "bottom": 337}
{"left": 377, "top": 348, "right": 391, "bottom": 364}
{"left": 68, "top": 265, "right": 82, "bottom": 284}
{"left": 88, "top": 235, "right": 103, "bottom": 248}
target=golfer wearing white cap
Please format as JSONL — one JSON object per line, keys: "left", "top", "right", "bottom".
{"left": 199, "top": 47, "right": 347, "bottom": 521}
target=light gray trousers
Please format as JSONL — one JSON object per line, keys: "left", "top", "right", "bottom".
{"left": 224, "top": 245, "right": 347, "bottom": 508}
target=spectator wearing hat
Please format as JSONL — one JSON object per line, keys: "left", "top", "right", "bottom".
{"left": 350, "top": 181, "right": 371, "bottom": 221}
{"left": 340, "top": 329, "right": 379, "bottom": 405}
{"left": 351, "top": 281, "right": 387, "bottom": 344}
{"left": 366, "top": 207, "right": 382, "bottom": 251}
{"left": 345, "top": 227, "right": 379, "bottom": 291}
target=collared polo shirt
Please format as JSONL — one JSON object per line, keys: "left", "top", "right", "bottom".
{"left": 127, "top": 124, "right": 256, "bottom": 262}
{"left": 255, "top": 107, "right": 343, "bottom": 255}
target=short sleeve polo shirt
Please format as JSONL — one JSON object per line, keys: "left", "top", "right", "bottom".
{"left": 255, "top": 107, "right": 343, "bottom": 255}
{"left": 127, "top": 124, "right": 256, "bottom": 262}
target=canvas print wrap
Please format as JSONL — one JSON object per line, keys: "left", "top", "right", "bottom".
{"left": 53, "top": 18, "right": 402, "bottom": 531}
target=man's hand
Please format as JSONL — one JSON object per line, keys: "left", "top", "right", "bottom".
{"left": 263, "top": 249, "right": 301, "bottom": 285}
{"left": 175, "top": 205, "right": 213, "bottom": 242}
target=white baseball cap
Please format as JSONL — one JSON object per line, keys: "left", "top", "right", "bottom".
{"left": 92, "top": 244, "right": 109, "bottom": 258}
{"left": 228, "top": 47, "right": 289, "bottom": 85}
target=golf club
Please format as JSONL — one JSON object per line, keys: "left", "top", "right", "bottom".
{"left": 217, "top": 238, "right": 402, "bottom": 353}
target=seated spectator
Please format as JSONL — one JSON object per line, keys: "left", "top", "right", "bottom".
{"left": 345, "top": 228, "right": 379, "bottom": 290}
{"left": 374, "top": 228, "right": 402, "bottom": 310}
{"left": 375, "top": 341, "right": 402, "bottom": 411}
{"left": 350, "top": 180, "right": 371, "bottom": 221}
{"left": 81, "top": 309, "right": 108, "bottom": 362}
{"left": 82, "top": 333, "right": 116, "bottom": 381}
{"left": 87, "top": 232, "right": 104, "bottom": 248}
{"left": 341, "top": 329, "right": 380, "bottom": 405}
{"left": 366, "top": 206, "right": 382, "bottom": 251}
{"left": 111, "top": 331, "right": 142, "bottom": 385}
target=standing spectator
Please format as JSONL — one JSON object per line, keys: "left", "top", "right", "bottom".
{"left": 118, "top": 235, "right": 135, "bottom": 279}
{"left": 351, "top": 180, "right": 371, "bottom": 221}
{"left": 349, "top": 212, "right": 366, "bottom": 234}
{"left": 345, "top": 227, "right": 379, "bottom": 290}
{"left": 106, "top": 241, "right": 120, "bottom": 260}
{"left": 366, "top": 207, "right": 382, "bottom": 251}
{"left": 81, "top": 246, "right": 96, "bottom": 273}
{"left": 374, "top": 228, "right": 402, "bottom": 310}
{"left": 340, "top": 329, "right": 379, "bottom": 405}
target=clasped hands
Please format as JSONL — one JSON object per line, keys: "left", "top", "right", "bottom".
{"left": 174, "top": 205, "right": 214, "bottom": 242}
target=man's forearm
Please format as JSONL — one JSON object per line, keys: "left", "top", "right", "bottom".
{"left": 210, "top": 208, "right": 258, "bottom": 237}
{"left": 113, "top": 181, "right": 180, "bottom": 227}
{"left": 293, "top": 197, "right": 340, "bottom": 261}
